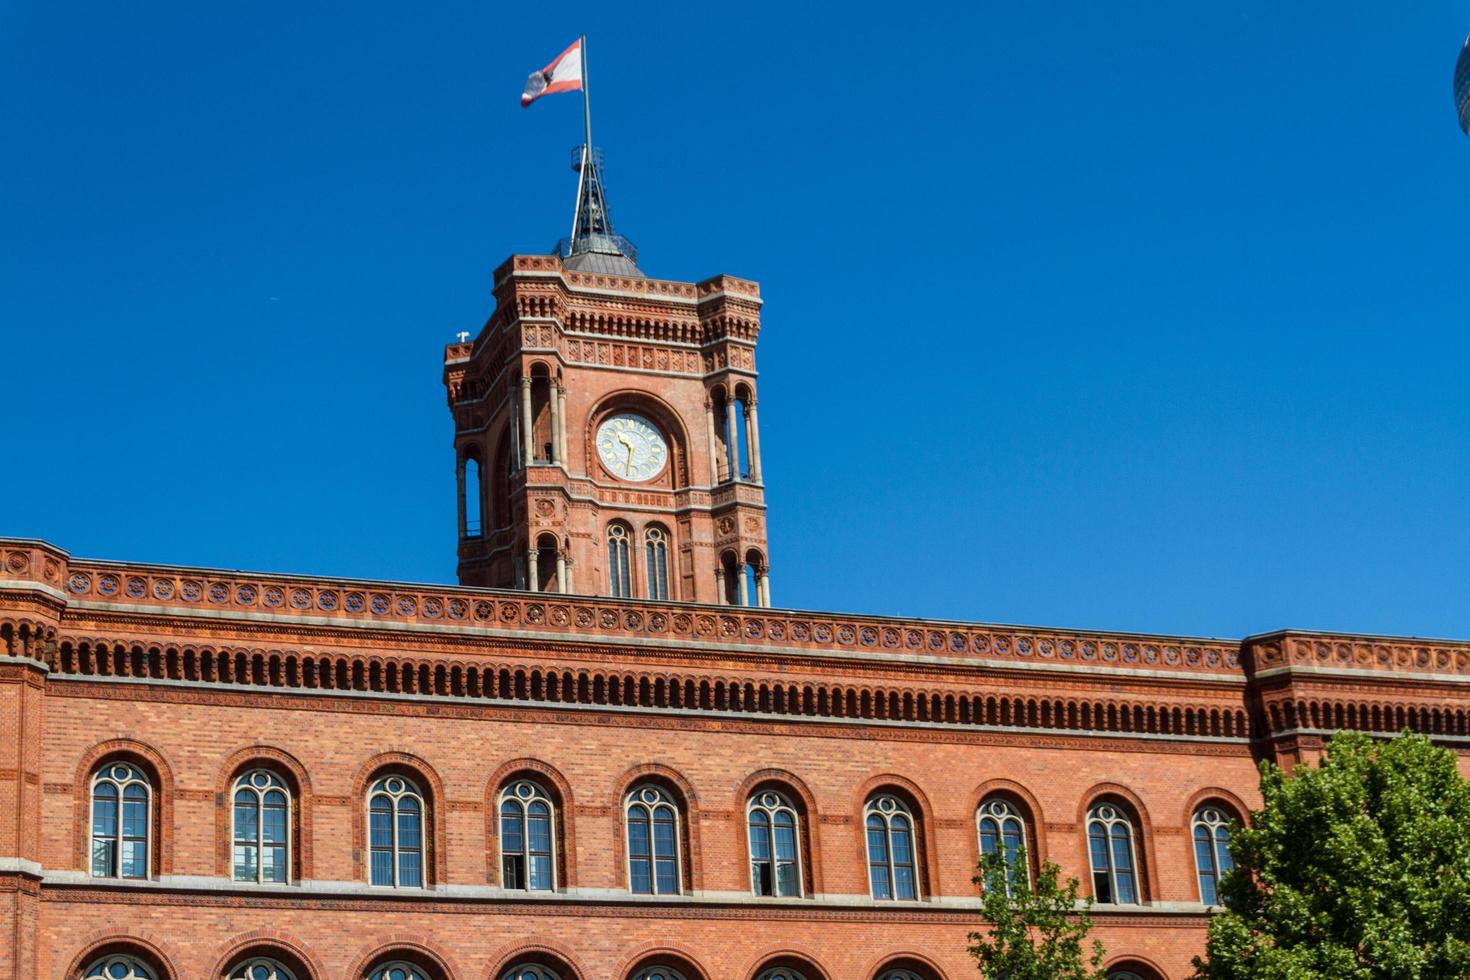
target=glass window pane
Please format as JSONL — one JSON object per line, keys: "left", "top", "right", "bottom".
{"left": 655, "top": 856, "right": 677, "bottom": 894}
{"left": 749, "top": 821, "right": 771, "bottom": 860}
{"left": 1111, "top": 833, "right": 1134, "bottom": 872}
{"left": 263, "top": 805, "right": 286, "bottom": 844}
{"left": 628, "top": 814, "right": 650, "bottom": 857}
{"left": 91, "top": 838, "right": 115, "bottom": 877}
{"left": 774, "top": 822, "right": 797, "bottom": 862}
{"left": 869, "top": 862, "right": 892, "bottom": 899}
{"left": 776, "top": 860, "right": 799, "bottom": 897}
{"left": 529, "top": 811, "right": 551, "bottom": 854}
{"left": 652, "top": 813, "right": 676, "bottom": 858}
{"left": 1115, "top": 867, "right": 1137, "bottom": 904}
{"left": 895, "top": 863, "right": 917, "bottom": 900}
{"left": 263, "top": 845, "right": 287, "bottom": 883}
{"left": 530, "top": 854, "right": 552, "bottom": 890}
{"left": 630, "top": 855, "right": 652, "bottom": 894}
{"left": 891, "top": 824, "right": 913, "bottom": 864}
{"left": 866, "top": 821, "right": 889, "bottom": 863}
{"left": 122, "top": 799, "right": 147, "bottom": 838}
{"left": 370, "top": 801, "right": 392, "bottom": 847}
{"left": 93, "top": 796, "right": 118, "bottom": 838}
{"left": 121, "top": 839, "right": 146, "bottom": 878}
{"left": 399, "top": 849, "right": 422, "bottom": 887}
{"left": 398, "top": 809, "right": 421, "bottom": 850}
{"left": 371, "top": 849, "right": 393, "bottom": 886}
{"left": 1216, "top": 836, "right": 1234, "bottom": 875}
{"left": 979, "top": 819, "right": 997, "bottom": 856}
{"left": 234, "top": 844, "right": 257, "bottom": 881}
{"left": 502, "top": 807, "right": 524, "bottom": 852}
{"left": 235, "top": 802, "right": 258, "bottom": 842}
{"left": 1088, "top": 831, "right": 1109, "bottom": 871}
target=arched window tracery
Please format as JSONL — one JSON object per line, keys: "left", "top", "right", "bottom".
{"left": 225, "top": 959, "right": 298, "bottom": 980}
{"left": 607, "top": 523, "right": 632, "bottom": 598}
{"left": 500, "top": 779, "right": 556, "bottom": 891}
{"left": 367, "top": 964, "right": 429, "bottom": 980}
{"left": 977, "top": 797, "right": 1029, "bottom": 895}
{"left": 1192, "top": 805, "right": 1235, "bottom": 905}
{"left": 625, "top": 783, "right": 681, "bottom": 895}
{"left": 368, "top": 774, "right": 426, "bottom": 887}
{"left": 231, "top": 769, "right": 290, "bottom": 883}
{"left": 90, "top": 762, "right": 151, "bottom": 879}
{"left": 501, "top": 968, "right": 561, "bottom": 980}
{"left": 644, "top": 525, "right": 670, "bottom": 600}
{"left": 748, "top": 789, "right": 802, "bottom": 897}
{"left": 82, "top": 956, "right": 156, "bottom": 980}
{"left": 631, "top": 970, "right": 688, "bottom": 980}
{"left": 1087, "top": 802, "right": 1140, "bottom": 904}
{"left": 755, "top": 970, "right": 809, "bottom": 980}
{"left": 865, "top": 793, "right": 919, "bottom": 901}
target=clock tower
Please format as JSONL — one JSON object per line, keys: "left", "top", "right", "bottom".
{"left": 442, "top": 147, "right": 770, "bottom": 605}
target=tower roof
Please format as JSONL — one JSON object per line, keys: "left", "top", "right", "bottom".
{"left": 552, "top": 145, "right": 643, "bottom": 278}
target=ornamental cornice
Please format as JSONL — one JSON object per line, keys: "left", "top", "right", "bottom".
{"left": 1245, "top": 631, "right": 1470, "bottom": 681}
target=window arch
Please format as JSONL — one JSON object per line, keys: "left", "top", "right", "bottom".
{"left": 368, "top": 964, "right": 429, "bottom": 980}
{"left": 977, "top": 797, "right": 1029, "bottom": 895}
{"left": 368, "top": 774, "right": 426, "bottom": 887}
{"left": 501, "top": 969, "right": 561, "bottom": 980}
{"left": 82, "top": 956, "right": 157, "bottom": 980}
{"left": 1108, "top": 973, "right": 1145, "bottom": 980}
{"left": 625, "top": 783, "right": 682, "bottom": 895}
{"left": 1087, "top": 802, "right": 1140, "bottom": 904}
{"left": 874, "top": 971, "right": 925, "bottom": 980}
{"left": 90, "top": 762, "right": 151, "bottom": 879}
{"left": 607, "top": 523, "right": 632, "bottom": 598}
{"left": 865, "top": 793, "right": 919, "bottom": 900}
{"left": 500, "top": 779, "right": 556, "bottom": 891}
{"left": 1192, "top": 805, "right": 1235, "bottom": 905}
{"left": 644, "top": 524, "right": 670, "bottom": 600}
{"left": 755, "top": 971, "right": 809, "bottom": 980}
{"left": 631, "top": 970, "right": 687, "bottom": 980}
{"left": 225, "top": 959, "right": 298, "bottom": 980}
{"left": 462, "top": 454, "right": 482, "bottom": 538}
{"left": 748, "top": 788, "right": 803, "bottom": 897}
{"left": 232, "top": 769, "right": 291, "bottom": 883}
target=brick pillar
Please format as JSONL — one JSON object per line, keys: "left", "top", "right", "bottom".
{"left": 0, "top": 653, "right": 47, "bottom": 980}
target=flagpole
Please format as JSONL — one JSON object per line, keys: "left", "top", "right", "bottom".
{"left": 580, "top": 34, "right": 593, "bottom": 160}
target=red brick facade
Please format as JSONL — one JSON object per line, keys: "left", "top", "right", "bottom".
{"left": 4, "top": 255, "right": 1469, "bottom": 980}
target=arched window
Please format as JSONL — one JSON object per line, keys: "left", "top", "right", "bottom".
{"left": 625, "top": 783, "right": 681, "bottom": 895}
{"left": 632, "top": 970, "right": 687, "bottom": 980}
{"left": 1192, "top": 805, "right": 1234, "bottom": 905}
{"left": 90, "top": 762, "right": 151, "bottom": 879}
{"left": 1087, "top": 803, "right": 1140, "bottom": 904}
{"left": 500, "top": 779, "right": 555, "bottom": 891}
{"left": 756, "top": 971, "right": 809, "bottom": 980}
{"left": 875, "top": 972, "right": 924, "bottom": 980}
{"left": 1108, "top": 972, "right": 1146, "bottom": 980}
{"left": 644, "top": 525, "right": 670, "bottom": 600}
{"left": 232, "top": 769, "right": 290, "bottom": 883}
{"left": 368, "top": 964, "right": 429, "bottom": 980}
{"left": 368, "top": 775, "right": 425, "bottom": 887}
{"left": 607, "top": 523, "right": 632, "bottom": 598}
{"left": 977, "top": 797, "right": 1029, "bottom": 895}
{"left": 225, "top": 959, "right": 297, "bottom": 980}
{"left": 865, "top": 794, "right": 919, "bottom": 901}
{"left": 82, "top": 956, "right": 156, "bottom": 980}
{"left": 748, "top": 789, "right": 802, "bottom": 897}
{"left": 463, "top": 456, "right": 482, "bottom": 537}
{"left": 502, "top": 969, "right": 561, "bottom": 980}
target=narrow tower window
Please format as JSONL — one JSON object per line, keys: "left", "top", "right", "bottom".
{"left": 645, "top": 525, "right": 670, "bottom": 600}
{"left": 607, "top": 523, "right": 632, "bottom": 598}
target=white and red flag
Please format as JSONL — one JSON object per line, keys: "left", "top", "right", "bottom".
{"left": 521, "top": 39, "right": 583, "bottom": 108}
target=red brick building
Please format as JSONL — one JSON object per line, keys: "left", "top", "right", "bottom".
{"left": 4, "top": 166, "right": 1470, "bottom": 980}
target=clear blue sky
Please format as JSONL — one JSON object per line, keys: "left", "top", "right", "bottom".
{"left": 3, "top": 3, "right": 1467, "bottom": 640}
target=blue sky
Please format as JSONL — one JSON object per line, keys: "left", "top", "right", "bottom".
{"left": 2, "top": 2, "right": 1468, "bottom": 640}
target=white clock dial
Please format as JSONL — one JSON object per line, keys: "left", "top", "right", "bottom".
{"left": 595, "top": 413, "right": 668, "bottom": 482}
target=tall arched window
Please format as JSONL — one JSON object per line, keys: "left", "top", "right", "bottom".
{"left": 748, "top": 789, "right": 802, "bottom": 897}
{"left": 502, "top": 969, "right": 561, "bottom": 980}
{"left": 82, "top": 956, "right": 156, "bottom": 980}
{"left": 1087, "top": 803, "right": 1140, "bottom": 904}
{"left": 500, "top": 779, "right": 555, "bottom": 891}
{"left": 225, "top": 959, "right": 297, "bottom": 980}
{"left": 607, "top": 523, "right": 632, "bottom": 598}
{"left": 977, "top": 797, "right": 1029, "bottom": 895}
{"left": 90, "top": 762, "right": 150, "bottom": 879}
{"left": 865, "top": 794, "right": 919, "bottom": 901}
{"left": 644, "top": 525, "right": 670, "bottom": 600}
{"left": 625, "top": 784, "right": 681, "bottom": 895}
{"left": 368, "top": 964, "right": 429, "bottom": 980}
{"left": 232, "top": 769, "right": 290, "bottom": 883}
{"left": 1192, "top": 805, "right": 1235, "bottom": 905}
{"left": 368, "top": 775, "right": 425, "bottom": 887}
{"left": 463, "top": 456, "right": 482, "bottom": 537}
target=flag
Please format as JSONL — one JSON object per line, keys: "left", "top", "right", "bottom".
{"left": 521, "top": 39, "right": 583, "bottom": 108}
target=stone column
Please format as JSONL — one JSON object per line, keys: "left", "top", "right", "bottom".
{"left": 705, "top": 399, "right": 722, "bottom": 484}
{"left": 564, "top": 558, "right": 575, "bottom": 594}
{"left": 556, "top": 551, "right": 568, "bottom": 594}
{"left": 549, "top": 381, "right": 563, "bottom": 466}
{"left": 508, "top": 390, "right": 521, "bottom": 472}
{"left": 555, "top": 384, "right": 569, "bottom": 466}
{"left": 746, "top": 400, "right": 763, "bottom": 483}
{"left": 736, "top": 562, "right": 750, "bottom": 606}
{"left": 519, "top": 377, "right": 534, "bottom": 467}
{"left": 714, "top": 565, "right": 727, "bottom": 605}
{"left": 726, "top": 396, "right": 742, "bottom": 481}
{"left": 758, "top": 568, "right": 771, "bottom": 608}
{"left": 455, "top": 457, "right": 466, "bottom": 538}
{"left": 526, "top": 548, "right": 539, "bottom": 592}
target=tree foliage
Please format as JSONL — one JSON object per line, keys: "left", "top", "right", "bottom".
{"left": 1195, "top": 731, "right": 1470, "bottom": 979}
{"left": 968, "top": 848, "right": 1107, "bottom": 980}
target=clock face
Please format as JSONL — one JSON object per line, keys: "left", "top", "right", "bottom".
{"left": 596, "top": 413, "right": 668, "bottom": 482}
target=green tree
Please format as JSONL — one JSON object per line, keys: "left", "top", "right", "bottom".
{"left": 967, "top": 848, "right": 1107, "bottom": 980}
{"left": 1195, "top": 731, "right": 1470, "bottom": 979}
